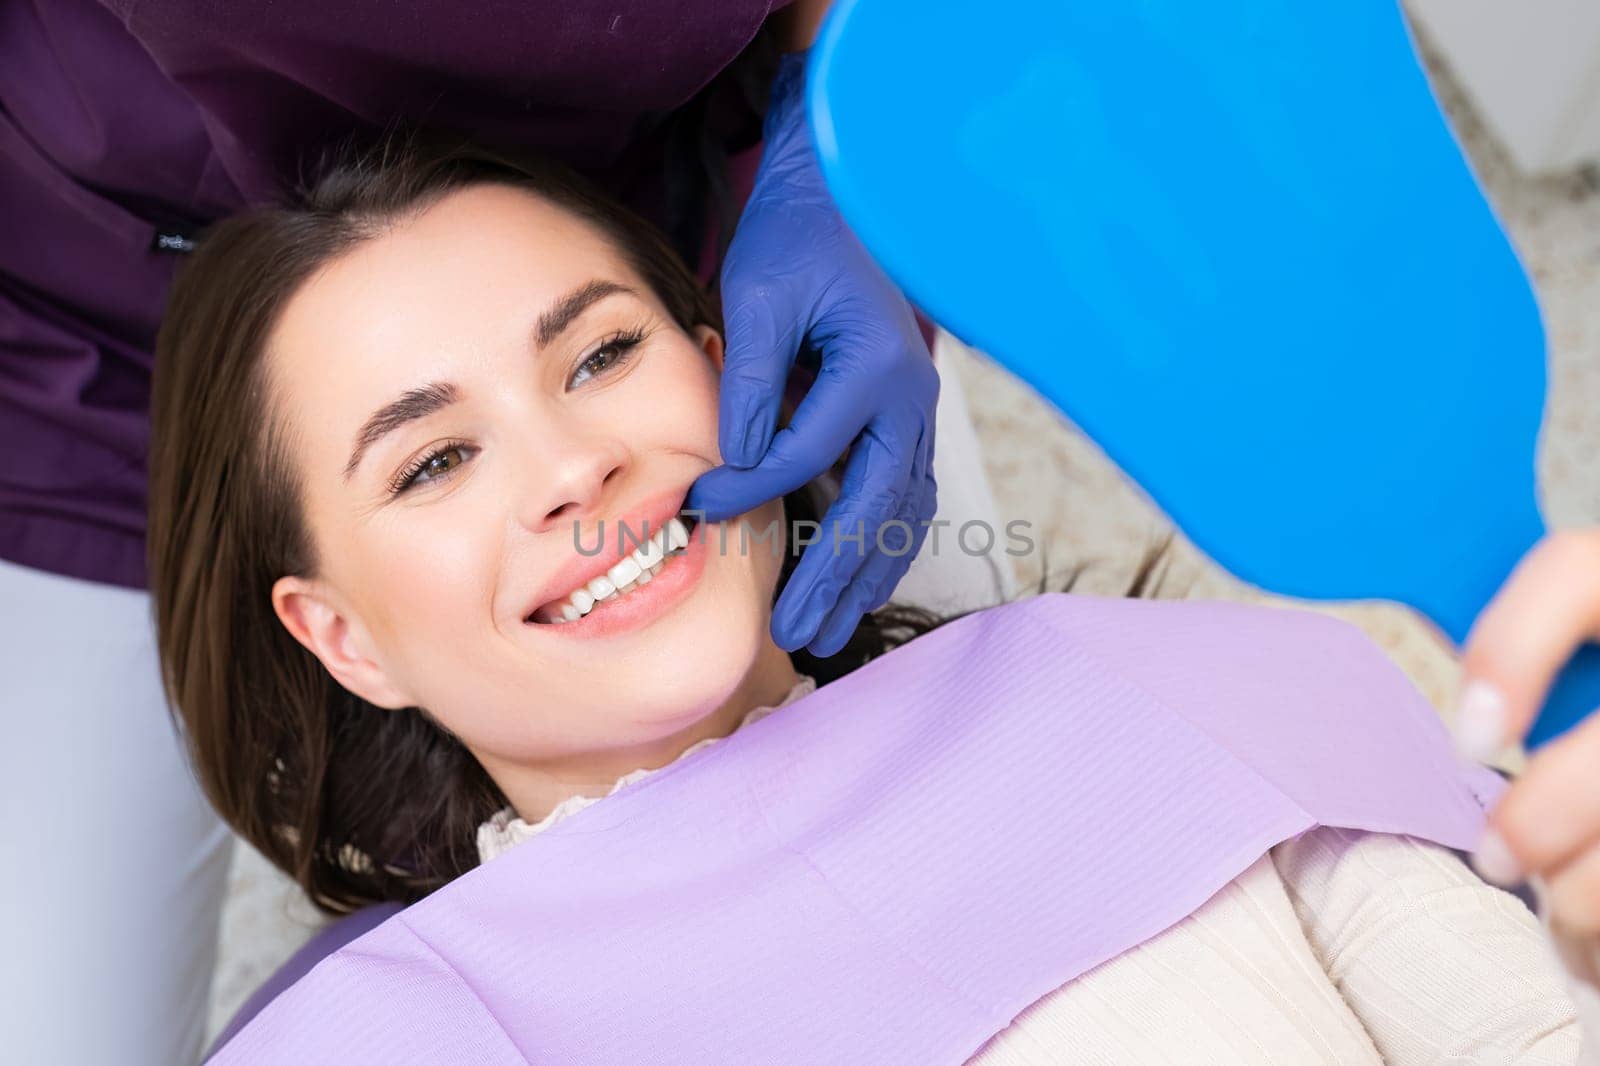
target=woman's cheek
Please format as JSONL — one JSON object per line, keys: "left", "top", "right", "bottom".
{"left": 366, "top": 505, "right": 499, "bottom": 652}
{"left": 620, "top": 341, "right": 725, "bottom": 457}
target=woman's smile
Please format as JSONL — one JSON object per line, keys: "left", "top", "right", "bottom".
{"left": 524, "top": 512, "right": 711, "bottom": 640}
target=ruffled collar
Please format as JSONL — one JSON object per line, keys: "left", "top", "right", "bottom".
{"left": 477, "top": 674, "right": 817, "bottom": 863}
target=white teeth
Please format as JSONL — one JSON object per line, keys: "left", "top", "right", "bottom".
{"left": 532, "top": 514, "right": 694, "bottom": 625}
{"left": 608, "top": 554, "right": 643, "bottom": 588}
{"left": 636, "top": 528, "right": 667, "bottom": 569}
{"left": 666, "top": 516, "right": 689, "bottom": 552}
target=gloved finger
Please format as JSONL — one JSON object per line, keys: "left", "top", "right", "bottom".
{"left": 782, "top": 406, "right": 923, "bottom": 653}
{"left": 716, "top": 272, "right": 805, "bottom": 468}
{"left": 771, "top": 420, "right": 909, "bottom": 651}
{"left": 847, "top": 418, "right": 935, "bottom": 617}
{"left": 687, "top": 462, "right": 791, "bottom": 525}
{"left": 688, "top": 356, "right": 884, "bottom": 521}
{"left": 766, "top": 354, "right": 885, "bottom": 484}
{"left": 883, "top": 439, "right": 940, "bottom": 602}
{"left": 806, "top": 577, "right": 879, "bottom": 658}
{"left": 806, "top": 462, "right": 928, "bottom": 657}
{"left": 860, "top": 404, "right": 938, "bottom": 607}
{"left": 1454, "top": 529, "right": 1600, "bottom": 761}
{"left": 777, "top": 356, "right": 938, "bottom": 647}
{"left": 899, "top": 407, "right": 939, "bottom": 571}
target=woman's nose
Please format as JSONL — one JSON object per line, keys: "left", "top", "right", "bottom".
{"left": 515, "top": 431, "right": 630, "bottom": 536}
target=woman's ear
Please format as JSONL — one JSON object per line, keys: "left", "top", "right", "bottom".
{"left": 271, "top": 575, "right": 413, "bottom": 710}
{"left": 692, "top": 324, "right": 725, "bottom": 371}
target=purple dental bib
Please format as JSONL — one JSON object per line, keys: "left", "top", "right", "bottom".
{"left": 214, "top": 593, "right": 1503, "bottom": 1064}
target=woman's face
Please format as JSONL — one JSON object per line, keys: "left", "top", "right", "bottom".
{"left": 265, "top": 183, "right": 791, "bottom": 799}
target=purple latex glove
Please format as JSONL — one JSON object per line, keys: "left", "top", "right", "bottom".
{"left": 687, "top": 50, "right": 940, "bottom": 656}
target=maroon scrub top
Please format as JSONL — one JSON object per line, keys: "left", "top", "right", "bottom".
{"left": 0, "top": 0, "right": 781, "bottom": 589}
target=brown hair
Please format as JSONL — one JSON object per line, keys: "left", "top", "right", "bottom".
{"left": 148, "top": 134, "right": 1174, "bottom": 915}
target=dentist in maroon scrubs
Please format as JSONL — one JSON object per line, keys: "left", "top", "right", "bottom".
{"left": 0, "top": 2, "right": 937, "bottom": 1061}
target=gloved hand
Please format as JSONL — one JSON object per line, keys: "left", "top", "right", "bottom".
{"left": 687, "top": 50, "right": 940, "bottom": 657}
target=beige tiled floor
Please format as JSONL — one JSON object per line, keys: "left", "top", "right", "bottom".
{"left": 203, "top": 30, "right": 1600, "bottom": 1046}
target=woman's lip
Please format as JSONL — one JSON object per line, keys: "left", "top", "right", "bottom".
{"left": 521, "top": 488, "right": 689, "bottom": 622}
{"left": 524, "top": 518, "right": 710, "bottom": 639}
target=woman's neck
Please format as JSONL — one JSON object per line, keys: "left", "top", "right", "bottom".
{"left": 488, "top": 640, "right": 802, "bottom": 824}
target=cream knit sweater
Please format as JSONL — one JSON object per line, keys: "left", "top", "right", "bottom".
{"left": 478, "top": 677, "right": 1596, "bottom": 1064}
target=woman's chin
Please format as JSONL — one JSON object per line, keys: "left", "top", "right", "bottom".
{"left": 501, "top": 534, "right": 784, "bottom": 745}
{"left": 631, "top": 607, "right": 767, "bottom": 713}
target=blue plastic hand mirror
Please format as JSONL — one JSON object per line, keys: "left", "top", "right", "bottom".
{"left": 808, "top": 0, "right": 1599, "bottom": 748}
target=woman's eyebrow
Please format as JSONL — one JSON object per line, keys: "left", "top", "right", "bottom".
{"left": 536, "top": 279, "right": 637, "bottom": 347}
{"left": 342, "top": 281, "right": 635, "bottom": 482}
{"left": 344, "top": 381, "right": 459, "bottom": 481}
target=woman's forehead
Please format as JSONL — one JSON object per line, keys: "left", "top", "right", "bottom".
{"left": 272, "top": 187, "right": 641, "bottom": 373}
{"left": 262, "top": 184, "right": 654, "bottom": 457}
{"left": 306, "top": 184, "right": 635, "bottom": 317}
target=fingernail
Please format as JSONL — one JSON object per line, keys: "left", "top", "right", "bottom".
{"left": 1453, "top": 679, "right": 1507, "bottom": 762}
{"left": 1471, "top": 828, "right": 1524, "bottom": 887}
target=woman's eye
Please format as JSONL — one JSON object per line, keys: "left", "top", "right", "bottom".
{"left": 420, "top": 447, "right": 466, "bottom": 480}
{"left": 392, "top": 444, "right": 474, "bottom": 495}
{"left": 569, "top": 331, "right": 644, "bottom": 388}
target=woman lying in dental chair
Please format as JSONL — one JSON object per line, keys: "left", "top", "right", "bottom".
{"left": 150, "top": 135, "right": 1590, "bottom": 1064}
